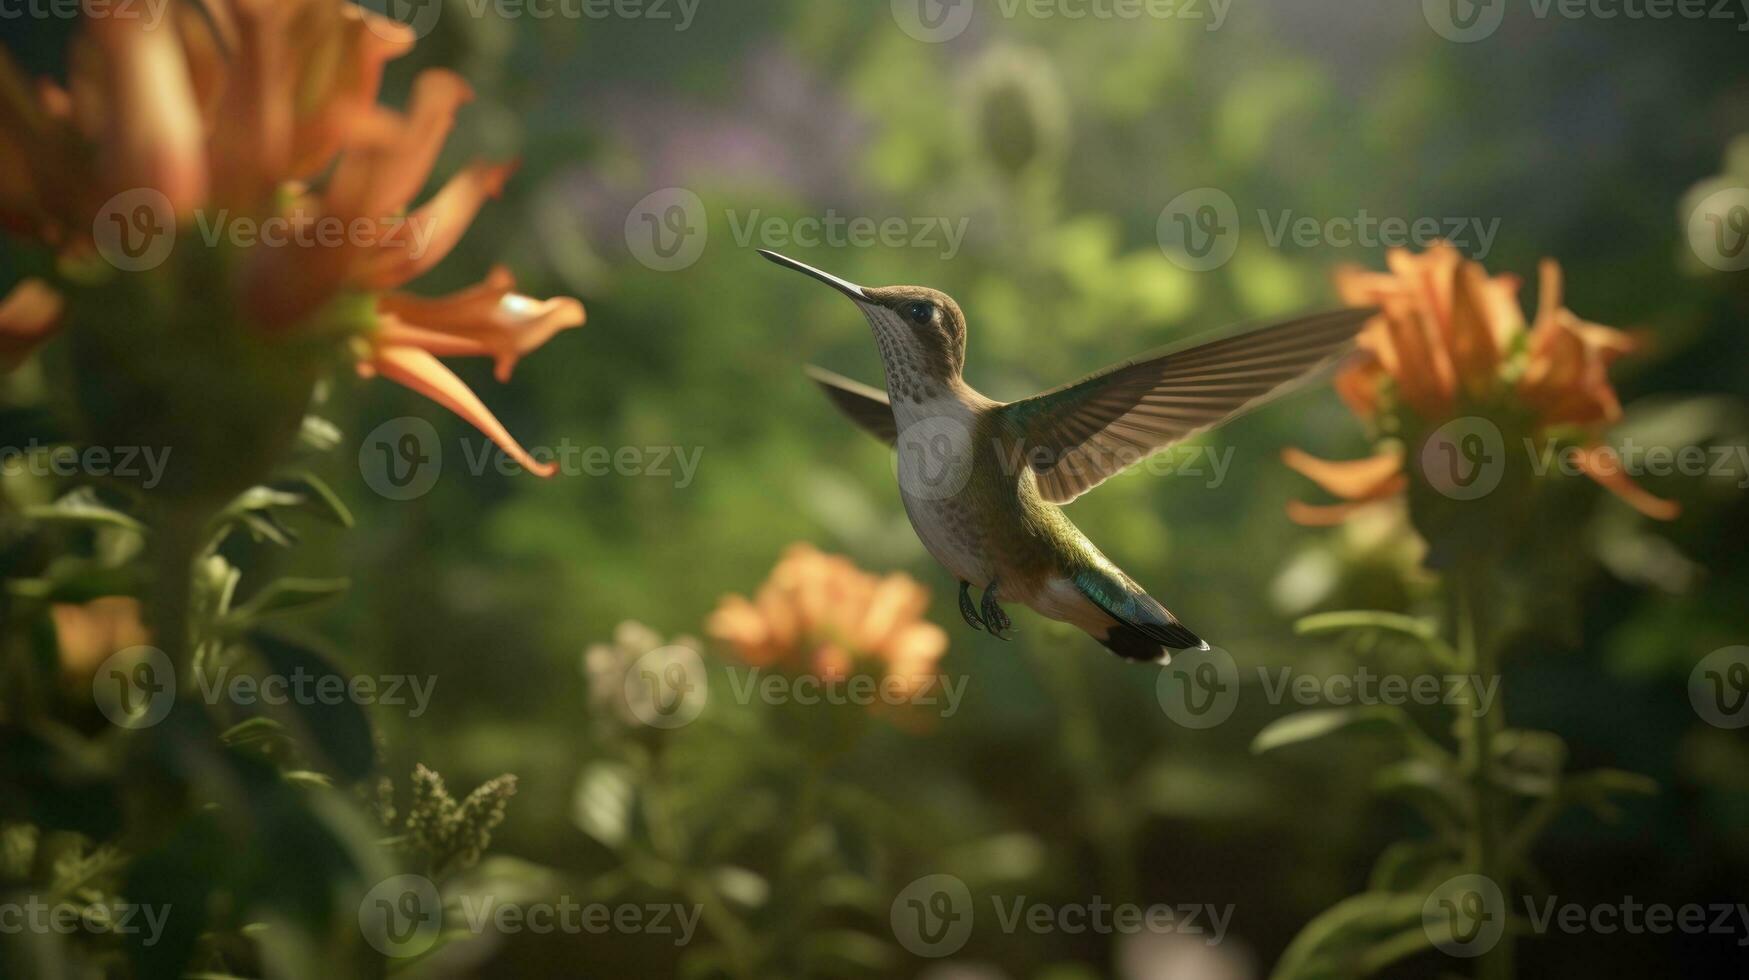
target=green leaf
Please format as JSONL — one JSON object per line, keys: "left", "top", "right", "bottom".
{"left": 245, "top": 631, "right": 376, "bottom": 783}
{"left": 297, "top": 415, "right": 343, "bottom": 454}
{"left": 572, "top": 762, "right": 636, "bottom": 849}
{"left": 1373, "top": 758, "right": 1469, "bottom": 844}
{"left": 224, "top": 577, "right": 351, "bottom": 626}
{"left": 1561, "top": 768, "right": 1658, "bottom": 820}
{"left": 797, "top": 930, "right": 896, "bottom": 973}
{"left": 1494, "top": 729, "right": 1568, "bottom": 798}
{"left": 1294, "top": 611, "right": 1457, "bottom": 666}
{"left": 1269, "top": 891, "right": 1431, "bottom": 980}
{"left": 5, "top": 563, "right": 144, "bottom": 604}
{"left": 236, "top": 511, "right": 297, "bottom": 547}
{"left": 1368, "top": 839, "right": 1459, "bottom": 893}
{"left": 280, "top": 471, "right": 353, "bottom": 528}
{"left": 1252, "top": 707, "right": 1414, "bottom": 755}
{"left": 219, "top": 716, "right": 289, "bottom": 749}
{"left": 711, "top": 865, "right": 770, "bottom": 908}
{"left": 21, "top": 488, "right": 144, "bottom": 533}
{"left": 224, "top": 486, "right": 307, "bottom": 517}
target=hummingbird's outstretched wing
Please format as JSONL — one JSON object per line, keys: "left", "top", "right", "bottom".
{"left": 806, "top": 365, "right": 898, "bottom": 444}
{"left": 998, "top": 308, "right": 1372, "bottom": 504}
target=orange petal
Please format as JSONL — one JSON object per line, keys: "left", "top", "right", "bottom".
{"left": 207, "top": 0, "right": 299, "bottom": 208}
{"left": 51, "top": 596, "right": 150, "bottom": 678}
{"left": 287, "top": 7, "right": 419, "bottom": 179}
{"left": 357, "top": 161, "right": 515, "bottom": 290}
{"left": 1286, "top": 499, "right": 1389, "bottom": 527}
{"left": 379, "top": 266, "right": 587, "bottom": 382}
{"left": 1573, "top": 445, "right": 1681, "bottom": 521}
{"left": 1333, "top": 358, "right": 1386, "bottom": 420}
{"left": 370, "top": 70, "right": 474, "bottom": 218}
{"left": 364, "top": 344, "right": 557, "bottom": 477}
{"left": 1448, "top": 261, "right": 1502, "bottom": 400}
{"left": 0, "top": 279, "right": 65, "bottom": 367}
{"left": 1281, "top": 446, "right": 1407, "bottom": 501}
{"left": 1378, "top": 296, "right": 1454, "bottom": 422}
{"left": 87, "top": 8, "right": 208, "bottom": 214}
{"left": 1519, "top": 311, "right": 1625, "bottom": 428}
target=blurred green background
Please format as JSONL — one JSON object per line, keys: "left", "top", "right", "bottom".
{"left": 10, "top": 0, "right": 1749, "bottom": 976}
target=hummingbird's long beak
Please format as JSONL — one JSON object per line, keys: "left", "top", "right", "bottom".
{"left": 758, "top": 249, "right": 869, "bottom": 302}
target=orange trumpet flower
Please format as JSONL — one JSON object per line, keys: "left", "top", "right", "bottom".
{"left": 0, "top": 0, "right": 583, "bottom": 476}
{"left": 1287, "top": 243, "right": 1677, "bottom": 523}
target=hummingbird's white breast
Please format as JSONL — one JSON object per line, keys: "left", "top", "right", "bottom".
{"left": 890, "top": 389, "right": 996, "bottom": 588}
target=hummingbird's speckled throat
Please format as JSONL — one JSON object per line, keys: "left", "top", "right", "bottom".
{"left": 763, "top": 249, "right": 1372, "bottom": 664}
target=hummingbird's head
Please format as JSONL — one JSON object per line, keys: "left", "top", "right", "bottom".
{"left": 760, "top": 250, "right": 968, "bottom": 399}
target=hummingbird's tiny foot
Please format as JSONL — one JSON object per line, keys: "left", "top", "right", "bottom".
{"left": 980, "top": 583, "right": 1014, "bottom": 639}
{"left": 958, "top": 581, "right": 985, "bottom": 631}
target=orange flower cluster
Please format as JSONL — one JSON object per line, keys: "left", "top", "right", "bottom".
{"left": 706, "top": 544, "right": 949, "bottom": 696}
{"left": 1285, "top": 243, "right": 1679, "bottom": 524}
{"left": 50, "top": 595, "right": 149, "bottom": 680}
{"left": 0, "top": 0, "right": 582, "bottom": 474}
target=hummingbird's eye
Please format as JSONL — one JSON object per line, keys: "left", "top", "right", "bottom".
{"left": 903, "top": 301, "right": 936, "bottom": 326}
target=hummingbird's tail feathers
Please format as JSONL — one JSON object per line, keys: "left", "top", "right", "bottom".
{"left": 1071, "top": 569, "right": 1207, "bottom": 662}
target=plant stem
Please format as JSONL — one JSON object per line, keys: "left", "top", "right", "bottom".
{"left": 1454, "top": 567, "right": 1513, "bottom": 980}
{"left": 147, "top": 503, "right": 204, "bottom": 685}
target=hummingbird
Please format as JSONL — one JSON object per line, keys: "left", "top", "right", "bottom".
{"left": 761, "top": 250, "right": 1369, "bottom": 663}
